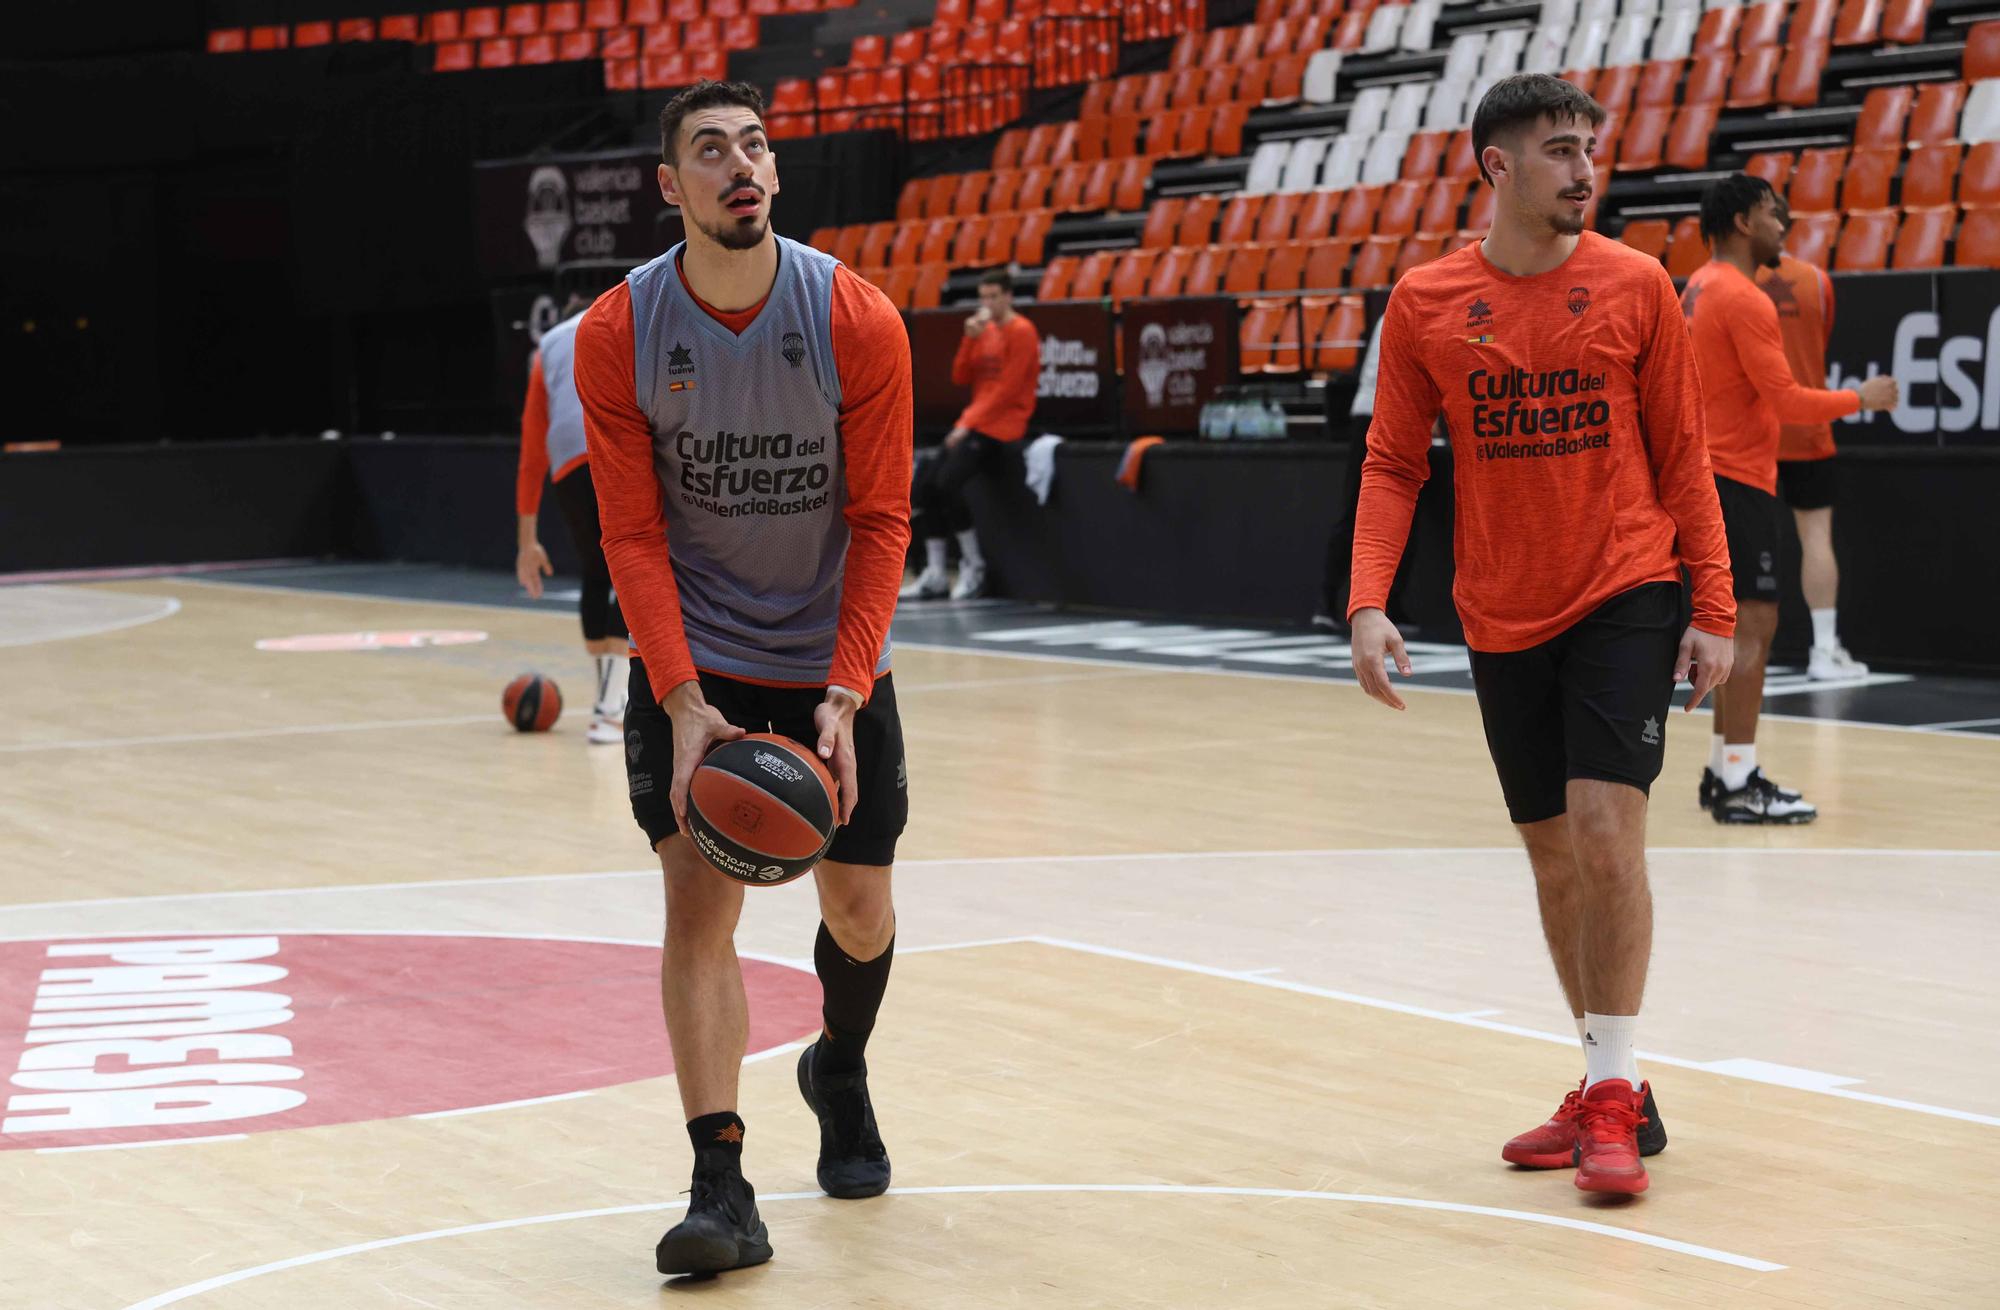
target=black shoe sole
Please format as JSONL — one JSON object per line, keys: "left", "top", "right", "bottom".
{"left": 797, "top": 1045, "right": 891, "bottom": 1200}
{"left": 657, "top": 1231, "right": 773, "bottom": 1276}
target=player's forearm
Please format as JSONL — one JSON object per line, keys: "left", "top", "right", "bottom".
{"left": 1346, "top": 462, "right": 1423, "bottom": 618}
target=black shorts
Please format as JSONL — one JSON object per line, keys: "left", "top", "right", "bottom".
{"left": 1776, "top": 457, "right": 1837, "bottom": 511}
{"left": 624, "top": 659, "right": 908, "bottom": 867}
{"left": 1715, "top": 474, "right": 1782, "bottom": 601}
{"left": 1469, "top": 582, "right": 1685, "bottom": 825}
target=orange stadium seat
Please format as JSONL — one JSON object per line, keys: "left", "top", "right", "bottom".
{"left": 1832, "top": 0, "right": 1884, "bottom": 46}
{"left": 1419, "top": 177, "right": 1472, "bottom": 235}
{"left": 1909, "top": 81, "right": 1967, "bottom": 144}
{"left": 1147, "top": 246, "right": 1192, "bottom": 298}
{"left": 1183, "top": 245, "right": 1228, "bottom": 295}
{"left": 1296, "top": 189, "right": 1342, "bottom": 242}
{"left": 1038, "top": 255, "right": 1079, "bottom": 299}
{"left": 1777, "top": 38, "right": 1830, "bottom": 106}
{"left": 981, "top": 212, "right": 1022, "bottom": 265}
{"left": 1393, "top": 235, "right": 1445, "bottom": 282}
{"left": 1375, "top": 181, "right": 1425, "bottom": 237}
{"left": 1903, "top": 144, "right": 1962, "bottom": 207}
{"left": 951, "top": 217, "right": 991, "bottom": 267}
{"left": 1694, "top": 5, "right": 1739, "bottom": 51}
{"left": 912, "top": 260, "right": 950, "bottom": 309}
{"left": 1745, "top": 151, "right": 1795, "bottom": 197}
{"left": 1666, "top": 104, "right": 1720, "bottom": 169}
{"left": 1108, "top": 249, "right": 1158, "bottom": 306}
{"left": 1834, "top": 210, "right": 1897, "bottom": 270}
{"left": 1665, "top": 215, "right": 1707, "bottom": 278}
{"left": 1224, "top": 245, "right": 1271, "bottom": 294}
{"left": 1014, "top": 208, "right": 1053, "bottom": 264}
{"left": 1892, "top": 207, "right": 1952, "bottom": 268}
{"left": 1217, "top": 194, "right": 1263, "bottom": 246}
{"left": 1069, "top": 249, "right": 1116, "bottom": 299}
{"left": 1402, "top": 132, "right": 1448, "bottom": 181}
{"left": 1685, "top": 51, "right": 1735, "bottom": 105}
{"left": 1854, "top": 86, "right": 1915, "bottom": 150}
{"left": 1303, "top": 239, "right": 1353, "bottom": 290}
{"left": 1336, "top": 186, "right": 1382, "bottom": 238}
{"left": 1256, "top": 193, "right": 1305, "bottom": 244}
{"left": 1621, "top": 219, "right": 1670, "bottom": 260}
{"left": 1728, "top": 46, "right": 1780, "bottom": 108}
{"left": 1962, "top": 142, "right": 2000, "bottom": 207}
{"left": 1178, "top": 195, "right": 1220, "bottom": 246}
{"left": 1266, "top": 241, "right": 1312, "bottom": 291}
{"left": 1957, "top": 206, "right": 2000, "bottom": 264}
{"left": 1617, "top": 106, "right": 1672, "bottom": 171}
{"left": 1842, "top": 148, "right": 1898, "bottom": 210}
{"left": 1881, "top": 0, "right": 1932, "bottom": 42}
{"left": 1595, "top": 66, "right": 1639, "bottom": 120}
{"left": 1313, "top": 296, "right": 1367, "bottom": 371}
{"left": 860, "top": 222, "right": 896, "bottom": 268}
{"left": 1142, "top": 197, "right": 1185, "bottom": 249}
{"left": 1637, "top": 59, "right": 1685, "bottom": 108}
{"left": 1789, "top": 148, "right": 1848, "bottom": 212}
{"left": 1739, "top": 1, "right": 1786, "bottom": 47}
{"left": 1350, "top": 236, "right": 1400, "bottom": 288}
{"left": 1787, "top": 211, "right": 1842, "bottom": 266}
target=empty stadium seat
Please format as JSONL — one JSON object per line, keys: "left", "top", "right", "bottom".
{"left": 1667, "top": 103, "right": 1720, "bottom": 169}
{"left": 1909, "top": 81, "right": 1966, "bottom": 145}
{"left": 1638, "top": 59, "right": 1685, "bottom": 108}
{"left": 1256, "top": 193, "right": 1305, "bottom": 244}
{"left": 1142, "top": 197, "right": 1185, "bottom": 249}
{"left": 1108, "top": 249, "right": 1157, "bottom": 306}
{"left": 1350, "top": 236, "right": 1401, "bottom": 288}
{"left": 1313, "top": 297, "right": 1368, "bottom": 372}
{"left": 1617, "top": 106, "right": 1672, "bottom": 171}
{"left": 1265, "top": 241, "right": 1311, "bottom": 291}
{"left": 1238, "top": 300, "right": 1289, "bottom": 373}
{"left": 951, "top": 217, "right": 991, "bottom": 267}
{"left": 1842, "top": 148, "right": 1899, "bottom": 210}
{"left": 1777, "top": 38, "right": 1830, "bottom": 107}
{"left": 1621, "top": 218, "right": 1671, "bottom": 259}
{"left": 1787, "top": 212, "right": 1842, "bottom": 266}
{"left": 1881, "top": 0, "right": 1933, "bottom": 43}
{"left": 1665, "top": 215, "right": 1707, "bottom": 278}
{"left": 1832, "top": 0, "right": 1883, "bottom": 47}
{"left": 1376, "top": 181, "right": 1426, "bottom": 237}
{"left": 1745, "top": 151, "right": 1795, "bottom": 197}
{"left": 1728, "top": 45, "right": 1780, "bottom": 108}
{"left": 1901, "top": 144, "right": 1960, "bottom": 208}
{"left": 1788, "top": 148, "right": 1847, "bottom": 212}
{"left": 1854, "top": 85, "right": 1915, "bottom": 151}
{"left": 1892, "top": 207, "right": 1952, "bottom": 268}
{"left": 1147, "top": 247, "right": 1192, "bottom": 299}
{"left": 1224, "top": 245, "right": 1271, "bottom": 294}
{"left": 1303, "top": 239, "right": 1353, "bottom": 290}
{"left": 1038, "top": 254, "right": 1079, "bottom": 299}
{"left": 1245, "top": 141, "right": 1289, "bottom": 194}
{"left": 1966, "top": 21, "right": 2000, "bottom": 79}
{"left": 1834, "top": 210, "right": 1896, "bottom": 270}
{"left": 1419, "top": 176, "right": 1472, "bottom": 234}
{"left": 1013, "top": 209, "right": 1053, "bottom": 264}
{"left": 1302, "top": 49, "right": 1342, "bottom": 104}
{"left": 1184, "top": 245, "right": 1228, "bottom": 296}
{"left": 1958, "top": 206, "right": 2000, "bottom": 265}
{"left": 1962, "top": 142, "right": 2000, "bottom": 208}
{"left": 1320, "top": 135, "right": 1366, "bottom": 190}
{"left": 1280, "top": 138, "right": 1331, "bottom": 192}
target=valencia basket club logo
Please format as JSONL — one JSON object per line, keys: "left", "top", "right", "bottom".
{"left": 782, "top": 331, "right": 805, "bottom": 367}
{"left": 1568, "top": 286, "right": 1592, "bottom": 316}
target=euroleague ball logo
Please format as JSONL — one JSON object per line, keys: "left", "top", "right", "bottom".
{"left": 0, "top": 933, "right": 818, "bottom": 1149}
{"left": 753, "top": 749, "right": 805, "bottom": 784}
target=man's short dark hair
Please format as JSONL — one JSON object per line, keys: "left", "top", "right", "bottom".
{"left": 1700, "top": 172, "right": 1775, "bottom": 243}
{"left": 658, "top": 80, "right": 768, "bottom": 166}
{"left": 977, "top": 268, "right": 1011, "bottom": 292}
{"left": 1470, "top": 74, "right": 1607, "bottom": 185}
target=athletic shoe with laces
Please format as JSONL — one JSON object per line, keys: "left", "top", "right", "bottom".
{"left": 1574, "top": 1079, "right": 1651, "bottom": 1194}
{"left": 655, "top": 1164, "right": 772, "bottom": 1275}
{"left": 797, "top": 1041, "right": 891, "bottom": 1199}
{"left": 1699, "top": 767, "right": 1720, "bottom": 812}
{"left": 1501, "top": 1077, "right": 1667, "bottom": 1168}
{"left": 899, "top": 566, "right": 948, "bottom": 601}
{"left": 1712, "top": 768, "right": 1817, "bottom": 824}
{"left": 949, "top": 561, "right": 987, "bottom": 601}
{"left": 1807, "top": 643, "right": 1869, "bottom": 680}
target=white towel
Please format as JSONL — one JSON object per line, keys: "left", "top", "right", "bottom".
{"left": 1024, "top": 433, "right": 1064, "bottom": 505}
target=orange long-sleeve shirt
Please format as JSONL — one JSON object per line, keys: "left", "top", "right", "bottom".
{"left": 1682, "top": 259, "right": 1857, "bottom": 493}
{"left": 1351, "top": 232, "right": 1735, "bottom": 650}
{"left": 573, "top": 258, "right": 912, "bottom": 703}
{"left": 1755, "top": 254, "right": 1839, "bottom": 462}
{"left": 951, "top": 312, "right": 1040, "bottom": 441}
{"left": 517, "top": 350, "right": 552, "bottom": 515}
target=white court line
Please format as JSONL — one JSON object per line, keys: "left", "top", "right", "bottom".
{"left": 1025, "top": 935, "right": 2000, "bottom": 1129}
{"left": 7, "top": 845, "right": 1995, "bottom": 915}
{"left": 115, "top": 1182, "right": 1782, "bottom": 1307}
{"left": 36, "top": 1133, "right": 246, "bottom": 1155}
{"left": 1914, "top": 716, "right": 2000, "bottom": 732}
{"left": 0, "top": 714, "right": 493, "bottom": 755}
{"left": 413, "top": 1091, "right": 594, "bottom": 1120}
{"left": 0, "top": 594, "right": 182, "bottom": 648}
{"left": 172, "top": 576, "right": 2000, "bottom": 743}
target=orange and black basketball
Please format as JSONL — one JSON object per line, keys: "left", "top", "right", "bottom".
{"left": 686, "top": 732, "right": 838, "bottom": 886}
{"left": 502, "top": 673, "right": 562, "bottom": 732}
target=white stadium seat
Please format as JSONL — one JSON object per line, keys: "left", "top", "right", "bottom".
{"left": 1280, "top": 135, "right": 1332, "bottom": 192}
{"left": 1302, "top": 49, "right": 1342, "bottom": 106}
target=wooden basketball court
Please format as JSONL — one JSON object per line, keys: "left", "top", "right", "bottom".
{"left": 4, "top": 575, "right": 1997, "bottom": 1308}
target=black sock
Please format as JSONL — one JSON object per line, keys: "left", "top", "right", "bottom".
{"left": 813, "top": 920, "right": 894, "bottom": 1076}
{"left": 687, "top": 1111, "right": 745, "bottom": 1171}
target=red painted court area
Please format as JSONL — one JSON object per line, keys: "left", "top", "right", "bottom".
{"left": 0, "top": 933, "right": 820, "bottom": 1149}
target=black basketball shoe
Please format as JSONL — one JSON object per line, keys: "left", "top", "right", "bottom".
{"left": 797, "top": 1041, "right": 891, "bottom": 1199}
{"left": 655, "top": 1165, "right": 772, "bottom": 1276}
{"left": 1699, "top": 767, "right": 1721, "bottom": 812}
{"left": 1712, "top": 768, "right": 1817, "bottom": 824}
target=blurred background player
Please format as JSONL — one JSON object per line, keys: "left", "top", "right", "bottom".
{"left": 1349, "top": 74, "right": 1736, "bottom": 1197}
{"left": 1684, "top": 176, "right": 1898, "bottom": 823}
{"left": 574, "top": 81, "right": 912, "bottom": 1279}
{"left": 903, "top": 268, "right": 1039, "bottom": 601}
{"left": 1756, "top": 206, "right": 1870, "bottom": 681}
{"left": 515, "top": 293, "right": 630, "bottom": 744}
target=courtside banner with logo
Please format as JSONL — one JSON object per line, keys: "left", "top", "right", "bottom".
{"left": 911, "top": 302, "right": 1118, "bottom": 432}
{"left": 1122, "top": 297, "right": 1238, "bottom": 435}
{"left": 1822, "top": 269, "right": 2000, "bottom": 445}
{"left": 474, "top": 148, "right": 672, "bottom": 278}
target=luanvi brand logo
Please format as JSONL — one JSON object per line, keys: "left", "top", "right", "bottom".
{"left": 1567, "top": 286, "right": 1592, "bottom": 316}
{"left": 1641, "top": 716, "right": 1661, "bottom": 745}
{"left": 1466, "top": 298, "right": 1494, "bottom": 331}
{"left": 667, "top": 341, "right": 696, "bottom": 393}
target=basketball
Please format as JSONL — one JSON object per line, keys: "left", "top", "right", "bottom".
{"left": 502, "top": 673, "right": 562, "bottom": 732}
{"left": 686, "top": 732, "right": 838, "bottom": 886}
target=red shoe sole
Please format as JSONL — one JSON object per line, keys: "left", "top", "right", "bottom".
{"left": 1501, "top": 1145, "right": 1575, "bottom": 1169}
{"left": 1575, "top": 1166, "right": 1649, "bottom": 1194}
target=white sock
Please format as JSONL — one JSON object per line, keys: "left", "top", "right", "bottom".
{"left": 955, "top": 528, "right": 984, "bottom": 570}
{"left": 1708, "top": 733, "right": 1726, "bottom": 773}
{"left": 593, "top": 654, "right": 627, "bottom": 715}
{"left": 1720, "top": 742, "right": 1756, "bottom": 791}
{"left": 1582, "top": 1012, "right": 1640, "bottom": 1090}
{"left": 1811, "top": 608, "right": 1839, "bottom": 650}
{"left": 925, "top": 539, "right": 948, "bottom": 574}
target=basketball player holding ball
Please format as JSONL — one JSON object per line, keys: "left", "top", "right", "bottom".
{"left": 573, "top": 80, "right": 913, "bottom": 1277}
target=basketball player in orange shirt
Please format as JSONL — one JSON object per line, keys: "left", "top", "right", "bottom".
{"left": 1756, "top": 206, "right": 1871, "bottom": 681}
{"left": 1349, "top": 75, "right": 1736, "bottom": 1195}
{"left": 1682, "top": 176, "right": 1897, "bottom": 823}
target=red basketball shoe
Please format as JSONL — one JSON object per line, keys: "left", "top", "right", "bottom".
{"left": 1503, "top": 1078, "right": 1668, "bottom": 1169}
{"left": 1574, "top": 1079, "right": 1651, "bottom": 1194}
